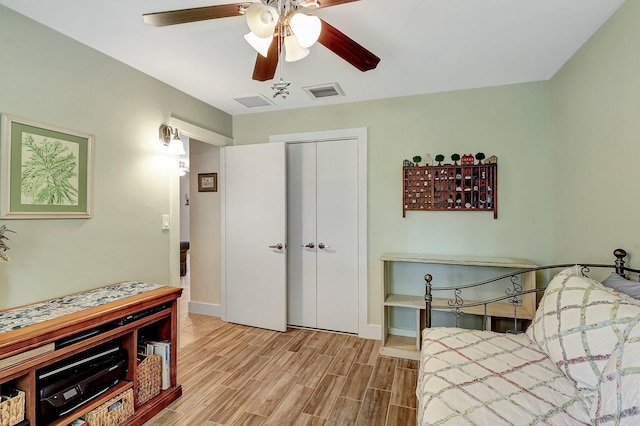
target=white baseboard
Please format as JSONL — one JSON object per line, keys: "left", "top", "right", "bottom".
{"left": 188, "top": 301, "right": 221, "bottom": 317}
{"left": 359, "top": 323, "right": 382, "bottom": 340}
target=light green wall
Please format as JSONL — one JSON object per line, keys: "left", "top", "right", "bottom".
{"left": 234, "top": 82, "right": 552, "bottom": 325}
{"left": 2, "top": 0, "right": 631, "bottom": 327}
{"left": 549, "top": 0, "right": 640, "bottom": 264}
{"left": 0, "top": 6, "right": 231, "bottom": 308}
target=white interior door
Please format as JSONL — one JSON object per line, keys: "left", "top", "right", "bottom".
{"left": 287, "top": 143, "right": 317, "bottom": 328}
{"left": 287, "top": 139, "right": 359, "bottom": 334}
{"left": 224, "top": 143, "right": 287, "bottom": 332}
{"left": 316, "top": 140, "right": 359, "bottom": 333}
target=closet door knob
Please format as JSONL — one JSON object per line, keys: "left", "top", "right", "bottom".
{"left": 268, "top": 243, "right": 284, "bottom": 250}
{"left": 301, "top": 242, "right": 315, "bottom": 249}
{"left": 318, "top": 243, "right": 330, "bottom": 249}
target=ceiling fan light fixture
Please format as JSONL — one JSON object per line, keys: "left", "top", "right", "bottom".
{"left": 284, "top": 33, "right": 310, "bottom": 62}
{"left": 245, "top": 3, "right": 279, "bottom": 38}
{"left": 289, "top": 13, "right": 321, "bottom": 48}
{"left": 244, "top": 31, "right": 272, "bottom": 57}
{"left": 299, "top": 0, "right": 320, "bottom": 8}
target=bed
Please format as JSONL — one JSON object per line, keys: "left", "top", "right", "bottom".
{"left": 417, "top": 249, "right": 640, "bottom": 425}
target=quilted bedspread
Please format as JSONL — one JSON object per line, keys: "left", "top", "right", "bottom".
{"left": 417, "top": 267, "right": 640, "bottom": 425}
{"left": 417, "top": 327, "right": 592, "bottom": 425}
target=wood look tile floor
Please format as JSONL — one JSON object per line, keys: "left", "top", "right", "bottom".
{"left": 145, "top": 277, "right": 418, "bottom": 425}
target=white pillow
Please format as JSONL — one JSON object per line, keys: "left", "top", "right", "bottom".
{"left": 590, "top": 318, "right": 640, "bottom": 424}
{"left": 526, "top": 266, "right": 640, "bottom": 391}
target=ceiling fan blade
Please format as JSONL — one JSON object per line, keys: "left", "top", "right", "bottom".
{"left": 252, "top": 37, "right": 280, "bottom": 82}
{"left": 317, "top": 19, "right": 380, "bottom": 72}
{"left": 316, "top": 0, "right": 361, "bottom": 9}
{"left": 143, "top": 3, "right": 252, "bottom": 27}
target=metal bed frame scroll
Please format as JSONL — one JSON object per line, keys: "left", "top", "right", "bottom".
{"left": 424, "top": 248, "right": 640, "bottom": 332}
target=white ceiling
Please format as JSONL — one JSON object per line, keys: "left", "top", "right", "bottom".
{"left": 0, "top": 0, "right": 625, "bottom": 116}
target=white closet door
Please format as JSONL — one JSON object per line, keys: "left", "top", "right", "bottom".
{"left": 287, "top": 143, "right": 317, "bottom": 328}
{"left": 316, "top": 139, "right": 359, "bottom": 333}
{"left": 225, "top": 143, "right": 287, "bottom": 332}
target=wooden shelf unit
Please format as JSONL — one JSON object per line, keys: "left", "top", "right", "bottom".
{"left": 403, "top": 163, "right": 498, "bottom": 218}
{"left": 380, "top": 253, "right": 536, "bottom": 360}
{"left": 0, "top": 284, "right": 182, "bottom": 425}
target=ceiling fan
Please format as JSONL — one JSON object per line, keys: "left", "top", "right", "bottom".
{"left": 143, "top": 0, "right": 380, "bottom": 82}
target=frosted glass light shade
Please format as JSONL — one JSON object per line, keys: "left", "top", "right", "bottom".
{"left": 289, "top": 13, "right": 321, "bottom": 48}
{"left": 244, "top": 32, "right": 272, "bottom": 57}
{"left": 284, "top": 34, "right": 309, "bottom": 62}
{"left": 168, "top": 138, "right": 186, "bottom": 156}
{"left": 245, "top": 3, "right": 278, "bottom": 38}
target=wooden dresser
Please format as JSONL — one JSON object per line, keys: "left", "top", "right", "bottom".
{"left": 0, "top": 282, "right": 182, "bottom": 425}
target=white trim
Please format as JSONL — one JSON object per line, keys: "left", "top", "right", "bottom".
{"left": 169, "top": 117, "right": 232, "bottom": 147}
{"left": 169, "top": 155, "right": 180, "bottom": 287}
{"left": 270, "top": 128, "right": 370, "bottom": 339}
{"left": 269, "top": 127, "right": 367, "bottom": 144}
{"left": 359, "top": 324, "right": 382, "bottom": 341}
{"left": 220, "top": 148, "right": 227, "bottom": 321}
{"left": 188, "top": 301, "right": 222, "bottom": 317}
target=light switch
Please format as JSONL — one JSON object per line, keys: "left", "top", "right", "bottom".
{"left": 162, "top": 214, "right": 170, "bottom": 230}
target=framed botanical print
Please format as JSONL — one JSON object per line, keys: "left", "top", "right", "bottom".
{"left": 198, "top": 173, "right": 217, "bottom": 192}
{"left": 0, "top": 114, "right": 94, "bottom": 218}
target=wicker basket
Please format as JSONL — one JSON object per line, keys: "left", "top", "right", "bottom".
{"left": 0, "top": 389, "right": 25, "bottom": 426}
{"left": 136, "top": 354, "right": 162, "bottom": 405}
{"left": 83, "top": 388, "right": 134, "bottom": 426}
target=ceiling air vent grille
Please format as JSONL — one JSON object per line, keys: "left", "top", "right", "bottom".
{"left": 234, "top": 95, "right": 273, "bottom": 108}
{"left": 303, "top": 83, "right": 345, "bottom": 100}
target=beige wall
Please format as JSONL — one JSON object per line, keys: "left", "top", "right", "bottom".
{"left": 188, "top": 141, "right": 222, "bottom": 308}
{"left": 234, "top": 82, "right": 552, "bottom": 325}
{"left": 549, "top": 0, "right": 640, "bottom": 265}
{"left": 0, "top": 6, "right": 231, "bottom": 308}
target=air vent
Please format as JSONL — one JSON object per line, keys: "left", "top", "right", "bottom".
{"left": 234, "top": 95, "right": 274, "bottom": 108}
{"left": 303, "top": 83, "right": 345, "bottom": 100}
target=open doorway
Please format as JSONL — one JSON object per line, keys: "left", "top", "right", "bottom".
{"left": 169, "top": 116, "right": 231, "bottom": 318}
{"left": 179, "top": 138, "right": 223, "bottom": 316}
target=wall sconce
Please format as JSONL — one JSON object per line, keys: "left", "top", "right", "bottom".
{"left": 159, "top": 124, "right": 186, "bottom": 155}
{"left": 179, "top": 160, "right": 190, "bottom": 176}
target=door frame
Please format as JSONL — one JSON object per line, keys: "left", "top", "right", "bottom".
{"left": 168, "top": 117, "right": 231, "bottom": 288}
{"left": 270, "top": 128, "right": 376, "bottom": 340}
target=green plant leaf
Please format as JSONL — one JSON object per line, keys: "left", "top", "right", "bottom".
{"left": 21, "top": 134, "right": 78, "bottom": 205}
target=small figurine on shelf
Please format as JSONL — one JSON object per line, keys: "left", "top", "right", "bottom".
{"left": 412, "top": 155, "right": 422, "bottom": 166}
{"left": 485, "top": 155, "right": 498, "bottom": 164}
{"left": 451, "top": 153, "right": 460, "bottom": 165}
{"left": 403, "top": 159, "right": 412, "bottom": 167}
{"left": 461, "top": 154, "right": 474, "bottom": 165}
{"left": 475, "top": 152, "right": 486, "bottom": 164}
{"left": 435, "top": 154, "right": 444, "bottom": 166}
{"left": 423, "top": 154, "right": 433, "bottom": 166}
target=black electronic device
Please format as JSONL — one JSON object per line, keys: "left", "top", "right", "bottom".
{"left": 37, "top": 344, "right": 127, "bottom": 423}
{"left": 114, "top": 302, "right": 171, "bottom": 325}
{"left": 55, "top": 328, "right": 101, "bottom": 349}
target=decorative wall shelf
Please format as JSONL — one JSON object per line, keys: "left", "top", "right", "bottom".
{"left": 403, "top": 163, "right": 498, "bottom": 218}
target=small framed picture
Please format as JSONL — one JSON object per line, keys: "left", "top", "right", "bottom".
{"left": 198, "top": 173, "right": 217, "bottom": 192}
